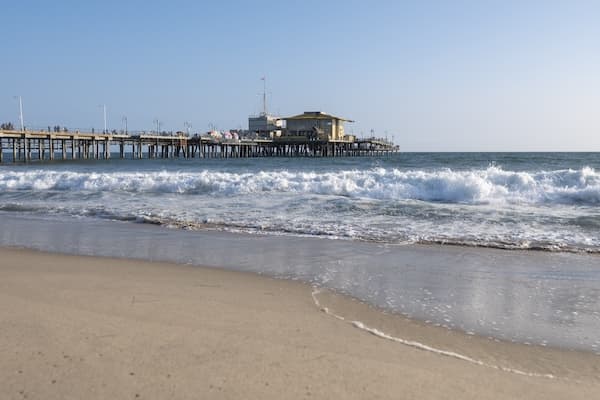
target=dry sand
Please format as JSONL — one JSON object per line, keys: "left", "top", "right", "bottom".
{"left": 1, "top": 247, "right": 599, "bottom": 399}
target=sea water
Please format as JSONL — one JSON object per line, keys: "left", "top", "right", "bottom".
{"left": 1, "top": 152, "right": 599, "bottom": 351}
{"left": 1, "top": 152, "right": 599, "bottom": 252}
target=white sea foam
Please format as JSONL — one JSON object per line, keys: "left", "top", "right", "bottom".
{"left": 1, "top": 165, "right": 598, "bottom": 252}
{"left": 0, "top": 166, "right": 599, "bottom": 206}
{"left": 311, "top": 289, "right": 556, "bottom": 379}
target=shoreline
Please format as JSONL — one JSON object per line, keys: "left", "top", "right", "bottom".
{"left": 5, "top": 243, "right": 596, "bottom": 361}
{"left": 3, "top": 242, "right": 599, "bottom": 361}
{"left": 1, "top": 247, "right": 600, "bottom": 399}
{"left": 2, "top": 212, "right": 600, "bottom": 353}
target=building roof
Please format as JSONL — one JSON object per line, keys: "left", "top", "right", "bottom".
{"left": 283, "top": 111, "right": 354, "bottom": 122}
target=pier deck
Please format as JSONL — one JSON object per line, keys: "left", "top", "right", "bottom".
{"left": 0, "top": 130, "right": 397, "bottom": 163}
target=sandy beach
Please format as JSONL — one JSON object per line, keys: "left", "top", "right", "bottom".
{"left": 1, "top": 247, "right": 599, "bottom": 399}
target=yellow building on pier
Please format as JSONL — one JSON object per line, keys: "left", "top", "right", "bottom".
{"left": 283, "top": 112, "right": 354, "bottom": 141}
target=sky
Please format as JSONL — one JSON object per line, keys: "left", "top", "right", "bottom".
{"left": 1, "top": 0, "right": 599, "bottom": 151}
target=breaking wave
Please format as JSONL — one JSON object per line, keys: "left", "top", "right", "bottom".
{"left": 1, "top": 166, "right": 599, "bottom": 206}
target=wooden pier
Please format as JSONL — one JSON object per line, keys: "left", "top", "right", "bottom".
{"left": 0, "top": 130, "right": 397, "bottom": 163}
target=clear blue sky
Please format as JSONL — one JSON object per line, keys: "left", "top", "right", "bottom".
{"left": 1, "top": 0, "right": 599, "bottom": 151}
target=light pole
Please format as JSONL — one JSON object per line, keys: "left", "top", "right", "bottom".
{"left": 184, "top": 121, "right": 192, "bottom": 136}
{"left": 98, "top": 104, "right": 107, "bottom": 133}
{"left": 153, "top": 119, "right": 161, "bottom": 135}
{"left": 13, "top": 96, "right": 24, "bottom": 131}
{"left": 122, "top": 116, "right": 128, "bottom": 134}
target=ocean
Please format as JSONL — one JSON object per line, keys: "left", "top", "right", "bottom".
{"left": 1, "top": 152, "right": 599, "bottom": 351}
{"left": 1, "top": 152, "right": 599, "bottom": 252}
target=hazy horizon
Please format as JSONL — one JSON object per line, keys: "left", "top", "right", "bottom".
{"left": 1, "top": 0, "right": 599, "bottom": 151}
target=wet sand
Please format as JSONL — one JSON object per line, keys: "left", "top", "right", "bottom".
{"left": 3, "top": 213, "right": 600, "bottom": 352}
{"left": 1, "top": 247, "right": 599, "bottom": 399}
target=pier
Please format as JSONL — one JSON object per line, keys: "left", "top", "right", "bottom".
{"left": 0, "top": 129, "right": 397, "bottom": 163}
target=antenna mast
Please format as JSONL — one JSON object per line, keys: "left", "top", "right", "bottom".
{"left": 261, "top": 76, "right": 267, "bottom": 116}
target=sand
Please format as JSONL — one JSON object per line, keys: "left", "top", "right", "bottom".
{"left": 1, "top": 247, "right": 599, "bottom": 399}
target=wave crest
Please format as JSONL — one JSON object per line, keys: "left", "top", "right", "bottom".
{"left": 0, "top": 166, "right": 599, "bottom": 205}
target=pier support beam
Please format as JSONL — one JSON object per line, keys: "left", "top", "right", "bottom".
{"left": 25, "top": 137, "right": 31, "bottom": 162}
{"left": 103, "top": 140, "right": 108, "bottom": 159}
{"left": 49, "top": 137, "right": 54, "bottom": 160}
